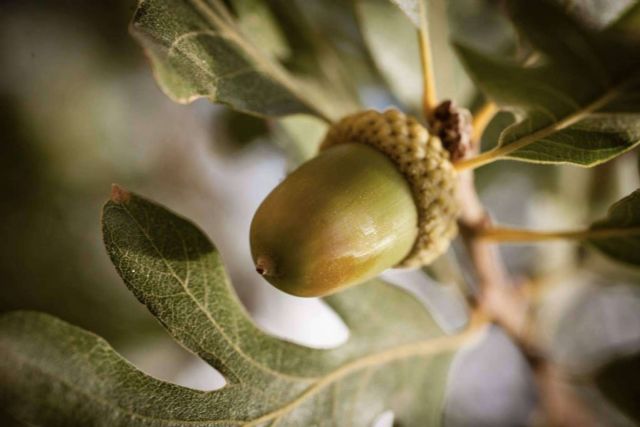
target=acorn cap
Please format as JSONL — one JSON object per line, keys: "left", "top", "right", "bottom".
{"left": 250, "top": 143, "right": 418, "bottom": 297}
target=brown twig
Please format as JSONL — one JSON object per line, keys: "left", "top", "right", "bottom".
{"left": 453, "top": 113, "right": 598, "bottom": 427}
{"left": 456, "top": 152, "right": 531, "bottom": 347}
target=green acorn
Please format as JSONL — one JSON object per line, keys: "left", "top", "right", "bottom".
{"left": 250, "top": 109, "right": 459, "bottom": 297}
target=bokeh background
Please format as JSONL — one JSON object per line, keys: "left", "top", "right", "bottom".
{"left": 2, "top": 0, "right": 639, "bottom": 425}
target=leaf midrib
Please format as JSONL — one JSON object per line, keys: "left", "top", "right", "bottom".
{"left": 509, "top": 136, "right": 640, "bottom": 166}
{"left": 587, "top": 226, "right": 640, "bottom": 239}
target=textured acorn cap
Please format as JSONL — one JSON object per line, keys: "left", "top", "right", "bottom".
{"left": 250, "top": 143, "right": 418, "bottom": 297}
{"left": 321, "top": 109, "right": 459, "bottom": 267}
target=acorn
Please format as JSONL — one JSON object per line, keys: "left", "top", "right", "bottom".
{"left": 250, "top": 109, "right": 459, "bottom": 297}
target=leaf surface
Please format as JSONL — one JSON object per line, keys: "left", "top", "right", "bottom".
{"left": 455, "top": 0, "right": 640, "bottom": 167}
{"left": 0, "top": 187, "right": 473, "bottom": 426}
{"left": 613, "top": 1, "right": 640, "bottom": 39}
{"left": 228, "top": 0, "right": 289, "bottom": 60}
{"left": 265, "top": 0, "right": 364, "bottom": 110}
{"left": 388, "top": 0, "right": 420, "bottom": 26}
{"left": 551, "top": 0, "right": 636, "bottom": 28}
{"left": 594, "top": 351, "right": 640, "bottom": 423}
{"left": 130, "top": 0, "right": 359, "bottom": 121}
{"left": 273, "top": 115, "right": 328, "bottom": 164}
{"left": 588, "top": 189, "right": 640, "bottom": 266}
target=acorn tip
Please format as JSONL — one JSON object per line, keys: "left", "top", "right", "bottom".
{"left": 255, "top": 255, "right": 275, "bottom": 277}
{"left": 110, "top": 184, "right": 131, "bottom": 204}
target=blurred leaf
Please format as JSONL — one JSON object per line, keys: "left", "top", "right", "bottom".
{"left": 447, "top": 0, "right": 516, "bottom": 54}
{"left": 0, "top": 94, "right": 159, "bottom": 347}
{"left": 611, "top": 1, "right": 640, "bottom": 40}
{"left": 228, "top": 0, "right": 289, "bottom": 60}
{"left": 217, "top": 1, "right": 366, "bottom": 156}
{"left": 589, "top": 190, "right": 640, "bottom": 266}
{"left": 273, "top": 114, "right": 328, "bottom": 164}
{"left": 0, "top": 187, "right": 470, "bottom": 426}
{"left": 426, "top": 0, "right": 476, "bottom": 106}
{"left": 225, "top": 110, "right": 268, "bottom": 144}
{"left": 455, "top": 0, "right": 640, "bottom": 167}
{"left": 381, "top": 0, "right": 516, "bottom": 59}
{"left": 388, "top": 0, "right": 420, "bottom": 26}
{"left": 266, "top": 0, "right": 365, "bottom": 114}
{"left": 355, "top": 0, "right": 421, "bottom": 111}
{"left": 594, "top": 351, "right": 640, "bottom": 423}
{"left": 551, "top": 0, "right": 636, "bottom": 29}
{"left": 355, "top": 0, "right": 474, "bottom": 111}
{"left": 214, "top": 109, "right": 270, "bottom": 152}
{"left": 130, "top": 0, "right": 358, "bottom": 121}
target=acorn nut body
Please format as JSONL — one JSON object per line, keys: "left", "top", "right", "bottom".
{"left": 250, "top": 143, "right": 418, "bottom": 297}
{"left": 250, "top": 109, "right": 459, "bottom": 297}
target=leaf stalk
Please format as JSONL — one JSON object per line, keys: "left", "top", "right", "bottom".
{"left": 471, "top": 101, "right": 498, "bottom": 144}
{"left": 417, "top": 1, "right": 438, "bottom": 117}
{"left": 477, "top": 225, "right": 640, "bottom": 243}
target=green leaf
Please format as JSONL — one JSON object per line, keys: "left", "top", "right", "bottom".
{"left": 447, "top": 0, "right": 516, "bottom": 54}
{"left": 214, "top": 109, "right": 270, "bottom": 153}
{"left": 355, "top": 0, "right": 421, "bottom": 111}
{"left": 594, "top": 351, "right": 640, "bottom": 423}
{"left": 130, "top": 0, "right": 358, "bottom": 121}
{"left": 228, "top": 0, "right": 290, "bottom": 60}
{"left": 550, "top": 0, "right": 636, "bottom": 28}
{"left": 588, "top": 190, "right": 640, "bottom": 266}
{"left": 0, "top": 186, "right": 472, "bottom": 426}
{"left": 388, "top": 0, "right": 420, "bottom": 26}
{"left": 455, "top": 0, "right": 640, "bottom": 167}
{"left": 263, "top": 0, "right": 364, "bottom": 120}
{"left": 273, "top": 114, "right": 328, "bottom": 164}
{"left": 378, "top": 1, "right": 516, "bottom": 58}
{"left": 355, "top": 0, "right": 474, "bottom": 111}
{"left": 611, "top": 1, "right": 640, "bottom": 40}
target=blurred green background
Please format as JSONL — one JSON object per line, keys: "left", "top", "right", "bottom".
{"left": 1, "top": 0, "right": 161, "bottom": 348}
